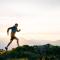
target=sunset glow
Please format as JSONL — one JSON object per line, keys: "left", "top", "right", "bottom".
{"left": 0, "top": 0, "right": 60, "bottom": 49}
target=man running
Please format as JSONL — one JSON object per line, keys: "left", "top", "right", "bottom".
{"left": 5, "top": 23, "right": 21, "bottom": 50}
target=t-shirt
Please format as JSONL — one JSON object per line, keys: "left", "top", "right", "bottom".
{"left": 11, "top": 26, "right": 17, "bottom": 32}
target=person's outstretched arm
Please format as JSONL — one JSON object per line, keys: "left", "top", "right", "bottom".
{"left": 7, "top": 27, "right": 12, "bottom": 35}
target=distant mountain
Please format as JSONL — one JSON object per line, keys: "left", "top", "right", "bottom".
{"left": 20, "top": 38, "right": 52, "bottom": 45}
{"left": 20, "top": 38, "right": 60, "bottom": 46}
{"left": 50, "top": 40, "right": 60, "bottom": 46}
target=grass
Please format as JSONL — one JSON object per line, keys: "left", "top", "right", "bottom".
{"left": 7, "top": 58, "right": 28, "bottom": 60}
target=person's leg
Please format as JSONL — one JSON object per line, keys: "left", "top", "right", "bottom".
{"left": 5, "top": 38, "right": 13, "bottom": 50}
{"left": 17, "top": 39, "right": 19, "bottom": 47}
{"left": 6, "top": 40, "right": 13, "bottom": 48}
{"left": 15, "top": 37, "right": 19, "bottom": 47}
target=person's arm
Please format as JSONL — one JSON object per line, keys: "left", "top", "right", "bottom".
{"left": 7, "top": 27, "right": 12, "bottom": 35}
{"left": 17, "top": 29, "right": 21, "bottom": 32}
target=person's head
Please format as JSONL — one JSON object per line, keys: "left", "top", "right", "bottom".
{"left": 15, "top": 23, "right": 18, "bottom": 27}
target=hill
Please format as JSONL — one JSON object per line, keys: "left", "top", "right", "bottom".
{"left": 0, "top": 44, "right": 60, "bottom": 60}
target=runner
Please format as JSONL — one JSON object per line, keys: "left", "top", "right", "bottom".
{"left": 5, "top": 23, "right": 21, "bottom": 50}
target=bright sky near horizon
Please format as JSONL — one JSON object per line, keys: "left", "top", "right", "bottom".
{"left": 0, "top": 0, "right": 60, "bottom": 49}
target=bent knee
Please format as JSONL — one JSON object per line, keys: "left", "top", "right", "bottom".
{"left": 15, "top": 37, "right": 19, "bottom": 40}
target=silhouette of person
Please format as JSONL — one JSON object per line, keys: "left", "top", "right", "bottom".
{"left": 5, "top": 23, "right": 21, "bottom": 50}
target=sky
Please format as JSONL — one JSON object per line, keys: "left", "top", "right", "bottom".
{"left": 0, "top": 0, "right": 60, "bottom": 49}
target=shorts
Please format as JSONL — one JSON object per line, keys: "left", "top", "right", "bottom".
{"left": 10, "top": 36, "right": 18, "bottom": 40}
{"left": 10, "top": 32, "right": 18, "bottom": 40}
